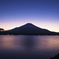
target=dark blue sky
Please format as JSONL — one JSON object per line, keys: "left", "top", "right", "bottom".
{"left": 0, "top": 0, "right": 59, "bottom": 32}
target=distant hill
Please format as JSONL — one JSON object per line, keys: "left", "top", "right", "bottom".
{"left": 0, "top": 23, "right": 59, "bottom": 35}
{"left": 0, "top": 28, "right": 4, "bottom": 34}
{"left": 0, "top": 28, "right": 4, "bottom": 31}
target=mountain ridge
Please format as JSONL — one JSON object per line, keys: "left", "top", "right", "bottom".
{"left": 0, "top": 23, "right": 59, "bottom": 35}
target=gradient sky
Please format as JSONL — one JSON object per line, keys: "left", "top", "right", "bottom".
{"left": 0, "top": 0, "right": 59, "bottom": 32}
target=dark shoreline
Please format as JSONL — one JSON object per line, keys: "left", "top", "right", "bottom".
{"left": 50, "top": 53, "right": 59, "bottom": 59}
{"left": 0, "top": 34, "right": 59, "bottom": 36}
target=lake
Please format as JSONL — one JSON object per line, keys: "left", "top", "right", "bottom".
{"left": 0, "top": 35, "right": 59, "bottom": 59}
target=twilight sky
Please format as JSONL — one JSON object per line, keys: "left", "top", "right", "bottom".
{"left": 0, "top": 0, "right": 59, "bottom": 32}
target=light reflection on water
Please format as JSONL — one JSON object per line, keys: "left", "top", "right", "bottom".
{"left": 0, "top": 35, "right": 59, "bottom": 59}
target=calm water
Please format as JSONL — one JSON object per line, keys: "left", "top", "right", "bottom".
{"left": 0, "top": 35, "right": 59, "bottom": 59}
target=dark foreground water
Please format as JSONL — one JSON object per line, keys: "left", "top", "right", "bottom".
{"left": 0, "top": 35, "right": 59, "bottom": 59}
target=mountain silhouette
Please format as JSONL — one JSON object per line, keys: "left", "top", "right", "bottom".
{"left": 0, "top": 28, "right": 4, "bottom": 34}
{"left": 0, "top": 23, "right": 59, "bottom": 35}
{"left": 0, "top": 28, "right": 4, "bottom": 31}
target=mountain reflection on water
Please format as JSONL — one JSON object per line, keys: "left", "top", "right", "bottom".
{"left": 0, "top": 35, "right": 59, "bottom": 59}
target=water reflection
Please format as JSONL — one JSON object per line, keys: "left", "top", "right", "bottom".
{"left": 0, "top": 35, "right": 59, "bottom": 59}
{"left": 0, "top": 35, "right": 22, "bottom": 49}
{"left": 0, "top": 35, "right": 59, "bottom": 50}
{"left": 36, "top": 36, "right": 59, "bottom": 50}
{"left": 22, "top": 36, "right": 35, "bottom": 50}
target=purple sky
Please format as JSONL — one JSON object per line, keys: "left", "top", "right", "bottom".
{"left": 0, "top": 0, "right": 59, "bottom": 32}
